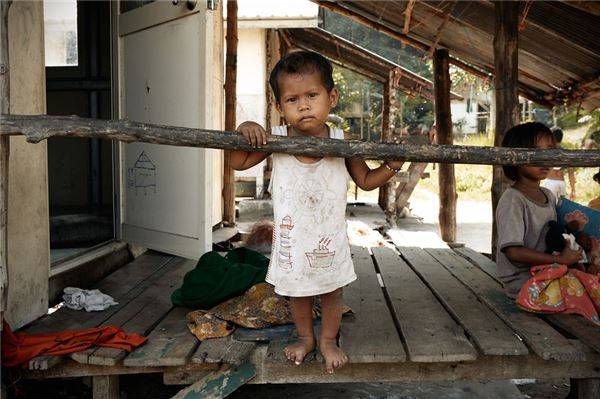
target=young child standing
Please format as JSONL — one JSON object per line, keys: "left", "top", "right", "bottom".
{"left": 230, "top": 51, "right": 403, "bottom": 373}
{"left": 496, "top": 122, "right": 583, "bottom": 299}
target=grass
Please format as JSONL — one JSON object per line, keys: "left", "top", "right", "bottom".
{"left": 348, "top": 132, "right": 599, "bottom": 206}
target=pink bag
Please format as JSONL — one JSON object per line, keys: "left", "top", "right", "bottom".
{"left": 516, "top": 264, "right": 600, "bottom": 325}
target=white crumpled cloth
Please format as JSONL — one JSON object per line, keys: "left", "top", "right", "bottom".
{"left": 63, "top": 287, "right": 118, "bottom": 312}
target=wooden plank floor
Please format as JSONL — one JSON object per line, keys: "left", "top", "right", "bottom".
{"left": 20, "top": 244, "right": 600, "bottom": 384}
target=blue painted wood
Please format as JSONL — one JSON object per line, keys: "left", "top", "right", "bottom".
{"left": 233, "top": 323, "right": 296, "bottom": 342}
{"left": 171, "top": 361, "right": 256, "bottom": 399}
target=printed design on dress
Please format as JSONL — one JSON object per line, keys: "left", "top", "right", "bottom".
{"left": 283, "top": 174, "right": 337, "bottom": 224}
{"left": 305, "top": 236, "right": 335, "bottom": 269}
{"left": 278, "top": 215, "right": 294, "bottom": 270}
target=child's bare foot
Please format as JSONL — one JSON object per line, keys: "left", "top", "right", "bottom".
{"left": 284, "top": 336, "right": 316, "bottom": 365}
{"left": 319, "top": 338, "right": 348, "bottom": 374}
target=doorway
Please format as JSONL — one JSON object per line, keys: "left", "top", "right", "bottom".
{"left": 45, "top": 1, "right": 114, "bottom": 264}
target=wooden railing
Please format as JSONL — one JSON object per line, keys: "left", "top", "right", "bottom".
{"left": 1, "top": 114, "right": 599, "bottom": 167}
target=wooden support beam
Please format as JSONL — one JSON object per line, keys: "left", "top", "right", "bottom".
{"left": 434, "top": 48, "right": 456, "bottom": 243}
{"left": 2, "top": 115, "right": 599, "bottom": 166}
{"left": 317, "top": 0, "right": 555, "bottom": 108}
{"left": 378, "top": 78, "right": 393, "bottom": 212}
{"left": 403, "top": 0, "right": 416, "bottom": 34}
{"left": 427, "top": 3, "right": 456, "bottom": 59}
{"left": 491, "top": 1, "right": 520, "bottom": 259}
{"left": 259, "top": 29, "right": 280, "bottom": 200}
{"left": 92, "top": 375, "right": 119, "bottom": 399}
{"left": 223, "top": 0, "right": 237, "bottom": 225}
{"left": 0, "top": 0, "right": 12, "bottom": 317}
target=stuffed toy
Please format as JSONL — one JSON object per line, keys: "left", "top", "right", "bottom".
{"left": 545, "top": 220, "right": 598, "bottom": 274}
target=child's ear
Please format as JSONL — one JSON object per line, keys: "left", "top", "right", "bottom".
{"left": 329, "top": 88, "right": 339, "bottom": 108}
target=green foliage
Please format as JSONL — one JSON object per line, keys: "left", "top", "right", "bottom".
{"left": 322, "top": 9, "right": 435, "bottom": 132}
{"left": 401, "top": 95, "right": 433, "bottom": 130}
{"left": 553, "top": 106, "right": 600, "bottom": 132}
{"left": 332, "top": 66, "right": 383, "bottom": 140}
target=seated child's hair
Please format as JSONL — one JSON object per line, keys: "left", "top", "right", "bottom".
{"left": 268, "top": 50, "right": 334, "bottom": 102}
{"left": 501, "top": 122, "right": 555, "bottom": 181}
{"left": 594, "top": 169, "right": 600, "bottom": 184}
{"left": 551, "top": 126, "right": 564, "bottom": 143}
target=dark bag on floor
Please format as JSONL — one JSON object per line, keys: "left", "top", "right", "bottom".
{"left": 171, "top": 247, "right": 269, "bottom": 309}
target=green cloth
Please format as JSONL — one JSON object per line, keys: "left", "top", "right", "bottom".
{"left": 171, "top": 247, "right": 269, "bottom": 309}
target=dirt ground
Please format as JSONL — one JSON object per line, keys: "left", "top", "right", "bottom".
{"left": 4, "top": 373, "right": 573, "bottom": 398}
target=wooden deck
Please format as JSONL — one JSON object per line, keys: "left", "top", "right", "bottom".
{"left": 21, "top": 245, "right": 600, "bottom": 394}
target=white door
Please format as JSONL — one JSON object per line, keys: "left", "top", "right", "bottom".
{"left": 117, "top": 1, "right": 223, "bottom": 259}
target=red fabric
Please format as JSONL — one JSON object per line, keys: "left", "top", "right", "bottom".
{"left": 1, "top": 320, "right": 147, "bottom": 367}
{"left": 516, "top": 264, "right": 600, "bottom": 325}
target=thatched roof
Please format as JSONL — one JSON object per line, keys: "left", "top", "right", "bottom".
{"left": 281, "top": 27, "right": 462, "bottom": 100}
{"left": 316, "top": 1, "right": 600, "bottom": 109}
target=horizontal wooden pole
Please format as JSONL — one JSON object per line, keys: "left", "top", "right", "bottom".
{"left": 1, "top": 115, "right": 599, "bottom": 166}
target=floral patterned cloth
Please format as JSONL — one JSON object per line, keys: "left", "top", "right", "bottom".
{"left": 516, "top": 263, "right": 600, "bottom": 325}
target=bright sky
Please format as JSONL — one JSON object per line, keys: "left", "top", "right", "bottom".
{"left": 43, "top": 0, "right": 77, "bottom": 22}
{"left": 235, "top": 0, "right": 318, "bottom": 19}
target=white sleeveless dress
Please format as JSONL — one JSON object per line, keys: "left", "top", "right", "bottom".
{"left": 266, "top": 125, "right": 357, "bottom": 297}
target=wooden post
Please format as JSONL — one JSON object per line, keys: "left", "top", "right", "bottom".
{"left": 259, "top": 29, "right": 281, "bottom": 200}
{"left": 223, "top": 0, "right": 238, "bottom": 225}
{"left": 434, "top": 48, "right": 456, "bottom": 243}
{"left": 379, "top": 69, "right": 403, "bottom": 221}
{"left": 92, "top": 375, "right": 119, "bottom": 399}
{"left": 570, "top": 378, "right": 600, "bottom": 399}
{"left": 0, "top": 0, "right": 12, "bottom": 318}
{"left": 378, "top": 80, "right": 392, "bottom": 211}
{"left": 491, "top": 1, "right": 520, "bottom": 259}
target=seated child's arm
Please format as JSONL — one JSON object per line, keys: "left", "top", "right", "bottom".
{"left": 345, "top": 157, "right": 405, "bottom": 191}
{"left": 504, "top": 245, "right": 582, "bottom": 266}
{"left": 230, "top": 121, "right": 271, "bottom": 171}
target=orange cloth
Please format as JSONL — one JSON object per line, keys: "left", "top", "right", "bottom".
{"left": 516, "top": 264, "right": 600, "bottom": 325}
{"left": 1, "top": 320, "right": 147, "bottom": 367}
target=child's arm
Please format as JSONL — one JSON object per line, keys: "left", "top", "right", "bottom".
{"left": 504, "top": 245, "right": 583, "bottom": 266}
{"left": 345, "top": 157, "right": 404, "bottom": 191}
{"left": 567, "top": 167, "right": 576, "bottom": 200}
{"left": 230, "top": 121, "right": 271, "bottom": 171}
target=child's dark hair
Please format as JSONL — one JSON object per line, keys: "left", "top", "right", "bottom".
{"left": 551, "top": 126, "right": 563, "bottom": 143}
{"left": 501, "top": 122, "right": 555, "bottom": 181}
{"left": 269, "top": 51, "right": 334, "bottom": 103}
{"left": 594, "top": 169, "right": 600, "bottom": 184}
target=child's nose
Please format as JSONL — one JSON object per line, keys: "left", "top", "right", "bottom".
{"left": 298, "top": 98, "right": 310, "bottom": 110}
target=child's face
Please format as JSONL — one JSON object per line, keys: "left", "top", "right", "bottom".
{"left": 517, "top": 134, "right": 555, "bottom": 182}
{"left": 276, "top": 69, "right": 338, "bottom": 135}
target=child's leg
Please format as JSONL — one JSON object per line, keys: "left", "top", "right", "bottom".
{"left": 284, "top": 296, "right": 316, "bottom": 365}
{"left": 318, "top": 288, "right": 348, "bottom": 373}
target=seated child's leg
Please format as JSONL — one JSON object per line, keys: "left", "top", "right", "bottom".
{"left": 284, "top": 296, "right": 316, "bottom": 365}
{"left": 319, "top": 288, "right": 348, "bottom": 374}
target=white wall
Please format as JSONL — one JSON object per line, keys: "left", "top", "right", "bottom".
{"left": 451, "top": 101, "right": 479, "bottom": 135}
{"left": 234, "top": 28, "right": 267, "bottom": 194}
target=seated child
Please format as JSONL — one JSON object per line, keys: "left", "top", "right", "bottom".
{"left": 230, "top": 51, "right": 404, "bottom": 373}
{"left": 496, "top": 122, "right": 583, "bottom": 298}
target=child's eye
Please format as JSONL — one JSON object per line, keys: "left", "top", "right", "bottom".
{"left": 287, "top": 98, "right": 297, "bottom": 103}
{"left": 308, "top": 93, "right": 318, "bottom": 98}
